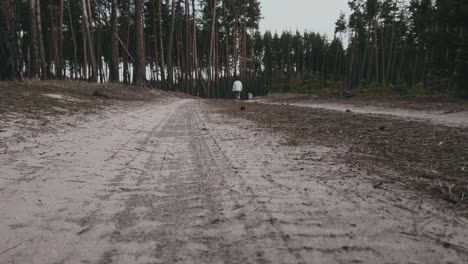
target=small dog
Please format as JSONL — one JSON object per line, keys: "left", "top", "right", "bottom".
{"left": 248, "top": 93, "right": 253, "bottom": 100}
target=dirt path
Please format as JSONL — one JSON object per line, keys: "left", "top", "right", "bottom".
{"left": 261, "top": 101, "right": 468, "bottom": 128}
{"left": 1, "top": 99, "right": 468, "bottom": 263}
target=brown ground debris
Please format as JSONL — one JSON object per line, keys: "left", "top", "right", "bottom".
{"left": 0, "top": 80, "right": 165, "bottom": 115}
{"left": 208, "top": 100, "right": 468, "bottom": 211}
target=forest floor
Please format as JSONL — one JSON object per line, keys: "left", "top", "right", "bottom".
{"left": 1, "top": 82, "right": 468, "bottom": 263}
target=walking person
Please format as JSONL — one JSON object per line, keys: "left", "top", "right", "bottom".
{"left": 232, "top": 77, "right": 243, "bottom": 100}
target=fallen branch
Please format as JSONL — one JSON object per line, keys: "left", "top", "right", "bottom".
{"left": 77, "top": 226, "right": 93, "bottom": 235}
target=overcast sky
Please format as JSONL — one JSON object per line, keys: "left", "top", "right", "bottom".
{"left": 259, "top": 0, "right": 350, "bottom": 37}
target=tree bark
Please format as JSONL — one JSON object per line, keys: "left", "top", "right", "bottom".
{"left": 58, "top": 0, "right": 64, "bottom": 79}
{"left": 158, "top": 0, "right": 166, "bottom": 86}
{"left": 0, "top": 0, "right": 22, "bottom": 80}
{"left": 134, "top": 0, "right": 146, "bottom": 86}
{"left": 36, "top": 0, "right": 47, "bottom": 79}
{"left": 67, "top": 0, "right": 78, "bottom": 79}
{"left": 167, "top": 0, "right": 178, "bottom": 87}
{"left": 208, "top": 0, "right": 217, "bottom": 97}
{"left": 185, "top": 0, "right": 191, "bottom": 93}
{"left": 109, "top": 0, "right": 119, "bottom": 82}
{"left": 81, "top": 0, "right": 97, "bottom": 81}
{"left": 28, "top": 0, "right": 39, "bottom": 78}
{"left": 192, "top": 0, "right": 199, "bottom": 95}
{"left": 152, "top": 0, "right": 160, "bottom": 85}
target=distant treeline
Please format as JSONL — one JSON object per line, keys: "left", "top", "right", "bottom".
{"left": 0, "top": 0, "right": 467, "bottom": 98}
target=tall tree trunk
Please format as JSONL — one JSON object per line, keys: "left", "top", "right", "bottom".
{"left": 167, "top": 0, "right": 178, "bottom": 87}
{"left": 374, "top": 20, "right": 379, "bottom": 84}
{"left": 67, "top": 0, "right": 78, "bottom": 79}
{"left": 122, "top": 26, "right": 129, "bottom": 84}
{"left": 347, "top": 34, "right": 357, "bottom": 90}
{"left": 96, "top": 26, "right": 104, "bottom": 83}
{"left": 58, "top": 0, "right": 64, "bottom": 79}
{"left": 152, "top": 0, "right": 160, "bottom": 85}
{"left": 192, "top": 0, "right": 199, "bottom": 95}
{"left": 208, "top": 0, "right": 217, "bottom": 97}
{"left": 223, "top": 0, "right": 230, "bottom": 98}
{"left": 386, "top": 22, "right": 396, "bottom": 85}
{"left": 185, "top": 0, "right": 191, "bottom": 93}
{"left": 28, "top": 0, "right": 39, "bottom": 78}
{"left": 0, "top": 0, "right": 22, "bottom": 80}
{"left": 81, "top": 0, "right": 97, "bottom": 81}
{"left": 109, "top": 0, "right": 119, "bottom": 82}
{"left": 380, "top": 24, "right": 386, "bottom": 85}
{"left": 233, "top": 15, "right": 238, "bottom": 78}
{"left": 158, "top": 0, "right": 166, "bottom": 86}
{"left": 241, "top": 0, "right": 247, "bottom": 92}
{"left": 359, "top": 22, "right": 372, "bottom": 83}
{"left": 49, "top": 0, "right": 59, "bottom": 78}
{"left": 49, "top": 0, "right": 55, "bottom": 77}
{"left": 134, "top": 0, "right": 146, "bottom": 86}
{"left": 36, "top": 0, "right": 47, "bottom": 79}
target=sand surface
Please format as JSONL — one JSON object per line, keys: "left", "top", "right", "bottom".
{"left": 1, "top": 99, "right": 467, "bottom": 263}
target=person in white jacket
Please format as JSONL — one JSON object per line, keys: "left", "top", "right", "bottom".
{"left": 232, "top": 77, "right": 243, "bottom": 100}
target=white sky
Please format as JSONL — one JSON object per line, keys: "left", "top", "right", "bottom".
{"left": 259, "top": 0, "right": 350, "bottom": 36}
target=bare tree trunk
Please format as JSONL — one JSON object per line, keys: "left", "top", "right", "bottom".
{"left": 233, "top": 15, "right": 238, "bottom": 78}
{"left": 380, "top": 24, "right": 386, "bottom": 85}
{"left": 0, "top": 0, "right": 22, "bottom": 80}
{"left": 347, "top": 34, "right": 357, "bottom": 90}
{"left": 167, "top": 0, "right": 178, "bottom": 87}
{"left": 58, "top": 0, "right": 64, "bottom": 79}
{"left": 36, "top": 0, "right": 47, "bottom": 79}
{"left": 28, "top": 0, "right": 39, "bottom": 78}
{"left": 241, "top": 0, "right": 247, "bottom": 92}
{"left": 96, "top": 25, "right": 104, "bottom": 83}
{"left": 49, "top": 0, "right": 59, "bottom": 78}
{"left": 374, "top": 20, "right": 379, "bottom": 84}
{"left": 223, "top": 0, "right": 230, "bottom": 97}
{"left": 185, "top": 0, "right": 191, "bottom": 93}
{"left": 81, "top": 15, "right": 88, "bottom": 80}
{"left": 81, "top": 0, "right": 97, "bottom": 81}
{"left": 208, "top": 0, "right": 217, "bottom": 97}
{"left": 109, "top": 0, "right": 119, "bottom": 82}
{"left": 67, "top": 0, "right": 78, "bottom": 79}
{"left": 386, "top": 22, "right": 395, "bottom": 85}
{"left": 152, "top": 0, "right": 160, "bottom": 85}
{"left": 192, "top": 0, "right": 199, "bottom": 95}
{"left": 366, "top": 36, "right": 374, "bottom": 82}
{"left": 134, "top": 0, "right": 146, "bottom": 86}
{"left": 333, "top": 36, "right": 340, "bottom": 80}
{"left": 359, "top": 22, "right": 372, "bottom": 83}
{"left": 122, "top": 30, "right": 129, "bottom": 83}
{"left": 157, "top": 0, "right": 166, "bottom": 87}
{"left": 214, "top": 30, "right": 219, "bottom": 98}
{"left": 49, "top": 0, "right": 55, "bottom": 77}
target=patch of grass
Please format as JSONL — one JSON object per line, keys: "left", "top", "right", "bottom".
{"left": 286, "top": 137, "right": 301, "bottom": 146}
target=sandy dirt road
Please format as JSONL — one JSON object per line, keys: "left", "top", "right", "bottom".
{"left": 1, "top": 99, "right": 468, "bottom": 263}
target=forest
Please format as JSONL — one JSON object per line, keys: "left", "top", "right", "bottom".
{"left": 0, "top": 0, "right": 467, "bottom": 98}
